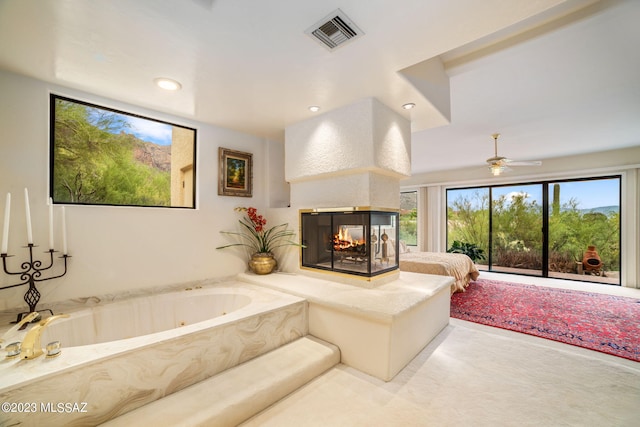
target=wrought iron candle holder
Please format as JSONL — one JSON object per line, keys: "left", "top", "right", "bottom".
{"left": 1, "top": 244, "right": 70, "bottom": 323}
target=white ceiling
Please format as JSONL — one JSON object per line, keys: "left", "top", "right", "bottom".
{"left": 1, "top": 0, "right": 639, "bottom": 175}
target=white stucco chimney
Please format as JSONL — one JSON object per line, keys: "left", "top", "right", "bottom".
{"left": 285, "top": 97, "right": 411, "bottom": 210}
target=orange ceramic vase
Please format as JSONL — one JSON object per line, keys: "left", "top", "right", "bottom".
{"left": 582, "top": 245, "right": 602, "bottom": 271}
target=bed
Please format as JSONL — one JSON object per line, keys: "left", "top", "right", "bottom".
{"left": 399, "top": 250, "right": 480, "bottom": 293}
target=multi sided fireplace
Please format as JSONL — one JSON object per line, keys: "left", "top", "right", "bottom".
{"left": 300, "top": 209, "right": 399, "bottom": 278}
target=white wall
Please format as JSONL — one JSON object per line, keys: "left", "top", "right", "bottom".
{"left": 266, "top": 139, "right": 290, "bottom": 208}
{"left": 0, "top": 70, "right": 284, "bottom": 311}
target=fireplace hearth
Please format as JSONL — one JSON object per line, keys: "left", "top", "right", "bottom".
{"left": 300, "top": 209, "right": 399, "bottom": 278}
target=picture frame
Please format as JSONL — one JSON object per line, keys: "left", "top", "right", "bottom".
{"left": 218, "top": 147, "right": 253, "bottom": 197}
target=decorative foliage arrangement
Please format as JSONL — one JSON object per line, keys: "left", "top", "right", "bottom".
{"left": 447, "top": 240, "right": 487, "bottom": 263}
{"left": 217, "top": 207, "right": 302, "bottom": 254}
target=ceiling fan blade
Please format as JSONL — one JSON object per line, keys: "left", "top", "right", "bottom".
{"left": 504, "top": 160, "right": 542, "bottom": 166}
{"left": 486, "top": 156, "right": 507, "bottom": 165}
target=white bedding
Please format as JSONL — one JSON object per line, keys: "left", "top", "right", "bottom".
{"left": 399, "top": 251, "right": 480, "bottom": 293}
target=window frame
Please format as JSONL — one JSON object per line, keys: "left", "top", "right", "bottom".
{"left": 49, "top": 94, "right": 197, "bottom": 209}
{"left": 445, "top": 175, "right": 621, "bottom": 285}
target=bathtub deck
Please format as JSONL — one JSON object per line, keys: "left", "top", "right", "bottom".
{"left": 238, "top": 271, "right": 453, "bottom": 381}
{"left": 102, "top": 336, "right": 340, "bottom": 427}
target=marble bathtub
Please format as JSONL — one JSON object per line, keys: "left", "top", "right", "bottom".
{"left": 39, "top": 287, "right": 253, "bottom": 346}
{"left": 0, "top": 282, "right": 307, "bottom": 426}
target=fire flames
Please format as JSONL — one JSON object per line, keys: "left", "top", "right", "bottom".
{"left": 333, "top": 227, "right": 365, "bottom": 252}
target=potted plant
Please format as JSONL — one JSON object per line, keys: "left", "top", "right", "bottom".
{"left": 447, "top": 240, "right": 486, "bottom": 263}
{"left": 217, "top": 207, "right": 302, "bottom": 274}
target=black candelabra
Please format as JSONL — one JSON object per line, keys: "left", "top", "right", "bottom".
{"left": 1, "top": 244, "right": 70, "bottom": 323}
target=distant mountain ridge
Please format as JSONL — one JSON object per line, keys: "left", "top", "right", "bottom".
{"left": 119, "top": 131, "right": 172, "bottom": 172}
{"left": 580, "top": 205, "right": 619, "bottom": 215}
{"left": 133, "top": 140, "right": 171, "bottom": 172}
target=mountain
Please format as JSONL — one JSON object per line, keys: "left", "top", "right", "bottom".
{"left": 117, "top": 131, "right": 172, "bottom": 172}
{"left": 133, "top": 141, "right": 171, "bottom": 172}
{"left": 580, "top": 205, "right": 619, "bottom": 215}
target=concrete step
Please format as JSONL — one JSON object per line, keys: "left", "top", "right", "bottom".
{"left": 101, "top": 336, "right": 340, "bottom": 427}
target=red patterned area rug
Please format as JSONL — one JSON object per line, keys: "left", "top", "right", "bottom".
{"left": 451, "top": 279, "right": 640, "bottom": 362}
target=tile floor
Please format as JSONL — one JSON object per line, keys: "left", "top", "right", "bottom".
{"left": 241, "top": 273, "right": 640, "bottom": 427}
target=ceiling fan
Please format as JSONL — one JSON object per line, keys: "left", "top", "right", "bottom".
{"left": 486, "top": 133, "right": 542, "bottom": 176}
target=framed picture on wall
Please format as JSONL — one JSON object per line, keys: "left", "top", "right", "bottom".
{"left": 218, "top": 147, "right": 253, "bottom": 197}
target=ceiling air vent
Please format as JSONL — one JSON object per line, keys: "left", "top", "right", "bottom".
{"left": 305, "top": 9, "right": 363, "bottom": 51}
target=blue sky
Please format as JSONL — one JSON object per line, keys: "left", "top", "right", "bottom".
{"left": 88, "top": 107, "right": 173, "bottom": 146}
{"left": 553, "top": 179, "right": 619, "bottom": 209}
{"left": 448, "top": 178, "right": 620, "bottom": 210}
{"left": 120, "top": 116, "right": 173, "bottom": 146}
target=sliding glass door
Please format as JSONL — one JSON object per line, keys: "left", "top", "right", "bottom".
{"left": 446, "top": 176, "right": 620, "bottom": 285}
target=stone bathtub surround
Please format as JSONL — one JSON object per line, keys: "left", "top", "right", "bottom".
{"left": 240, "top": 271, "right": 453, "bottom": 381}
{"left": 0, "top": 282, "right": 307, "bottom": 426}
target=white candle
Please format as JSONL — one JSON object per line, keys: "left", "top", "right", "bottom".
{"left": 1, "top": 193, "right": 10, "bottom": 254}
{"left": 48, "top": 198, "right": 54, "bottom": 250}
{"left": 24, "top": 188, "right": 33, "bottom": 244}
{"left": 61, "top": 206, "right": 67, "bottom": 255}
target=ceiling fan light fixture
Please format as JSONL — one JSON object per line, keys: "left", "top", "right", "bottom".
{"left": 490, "top": 164, "right": 505, "bottom": 176}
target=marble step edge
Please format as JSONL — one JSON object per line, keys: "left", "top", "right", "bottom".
{"left": 100, "top": 335, "right": 340, "bottom": 427}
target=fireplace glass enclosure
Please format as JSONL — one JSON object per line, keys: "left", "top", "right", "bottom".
{"left": 301, "top": 210, "right": 399, "bottom": 277}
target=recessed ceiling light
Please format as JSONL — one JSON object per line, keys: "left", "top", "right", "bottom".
{"left": 402, "top": 103, "right": 416, "bottom": 110}
{"left": 308, "top": 106, "right": 321, "bottom": 112}
{"left": 154, "top": 77, "right": 182, "bottom": 91}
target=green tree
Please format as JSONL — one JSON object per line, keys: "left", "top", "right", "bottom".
{"left": 492, "top": 193, "right": 542, "bottom": 250}
{"left": 447, "top": 190, "right": 489, "bottom": 256}
{"left": 448, "top": 186, "right": 619, "bottom": 273}
{"left": 399, "top": 208, "right": 417, "bottom": 245}
{"left": 53, "top": 100, "right": 171, "bottom": 206}
{"left": 548, "top": 198, "right": 619, "bottom": 272}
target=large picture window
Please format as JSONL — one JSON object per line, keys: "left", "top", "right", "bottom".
{"left": 446, "top": 176, "right": 621, "bottom": 285}
{"left": 50, "top": 94, "right": 196, "bottom": 208}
